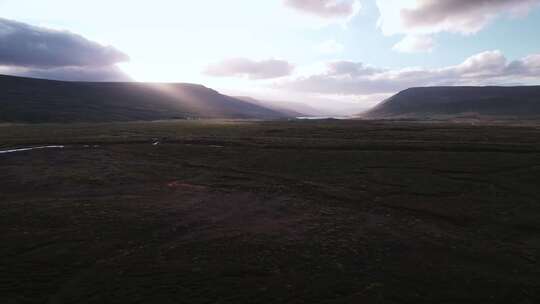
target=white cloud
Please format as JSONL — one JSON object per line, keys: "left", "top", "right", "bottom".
{"left": 204, "top": 58, "right": 294, "bottom": 80}
{"left": 393, "top": 35, "right": 434, "bottom": 53}
{"left": 283, "top": 0, "right": 361, "bottom": 20}
{"left": 326, "top": 60, "right": 383, "bottom": 77}
{"left": 316, "top": 40, "right": 345, "bottom": 54}
{"left": 520, "top": 54, "right": 540, "bottom": 75}
{"left": 378, "top": 0, "right": 540, "bottom": 36}
{"left": 278, "top": 50, "right": 540, "bottom": 95}
{"left": 400, "top": 0, "right": 540, "bottom": 35}
{"left": 377, "top": 0, "right": 540, "bottom": 53}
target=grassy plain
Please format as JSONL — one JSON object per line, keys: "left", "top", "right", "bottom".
{"left": 1, "top": 119, "right": 539, "bottom": 303}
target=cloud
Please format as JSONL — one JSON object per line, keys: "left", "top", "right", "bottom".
{"left": 278, "top": 50, "right": 540, "bottom": 96}
{"left": 377, "top": 0, "right": 540, "bottom": 36}
{"left": 325, "top": 61, "right": 384, "bottom": 77}
{"left": 400, "top": 0, "right": 540, "bottom": 34}
{"left": 316, "top": 40, "right": 345, "bottom": 54}
{"left": 0, "top": 18, "right": 130, "bottom": 81}
{"left": 377, "top": 0, "right": 540, "bottom": 53}
{"left": 393, "top": 35, "right": 434, "bottom": 53}
{"left": 518, "top": 54, "right": 540, "bottom": 75}
{"left": 0, "top": 18, "right": 129, "bottom": 68}
{"left": 204, "top": 58, "right": 294, "bottom": 80}
{"left": 283, "top": 0, "right": 361, "bottom": 19}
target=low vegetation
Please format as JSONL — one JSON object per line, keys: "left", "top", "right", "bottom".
{"left": 1, "top": 119, "right": 539, "bottom": 303}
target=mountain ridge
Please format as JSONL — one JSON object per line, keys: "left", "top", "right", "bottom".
{"left": 363, "top": 86, "right": 540, "bottom": 119}
{"left": 0, "top": 74, "right": 289, "bottom": 123}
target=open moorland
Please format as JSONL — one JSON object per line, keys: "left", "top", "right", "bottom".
{"left": 1, "top": 119, "right": 539, "bottom": 303}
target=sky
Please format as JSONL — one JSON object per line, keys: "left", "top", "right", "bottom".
{"left": 1, "top": 0, "right": 540, "bottom": 113}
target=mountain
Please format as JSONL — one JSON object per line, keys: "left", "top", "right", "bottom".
{"left": 363, "top": 86, "right": 540, "bottom": 119}
{"left": 0, "top": 75, "right": 287, "bottom": 123}
{"left": 234, "top": 96, "right": 303, "bottom": 117}
{"left": 235, "top": 96, "right": 329, "bottom": 117}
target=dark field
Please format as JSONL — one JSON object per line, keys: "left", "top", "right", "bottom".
{"left": 1, "top": 119, "right": 539, "bottom": 303}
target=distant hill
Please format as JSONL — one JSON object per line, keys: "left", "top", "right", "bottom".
{"left": 235, "top": 96, "right": 329, "bottom": 117}
{"left": 0, "top": 75, "right": 287, "bottom": 123}
{"left": 234, "top": 96, "right": 303, "bottom": 117}
{"left": 363, "top": 86, "right": 540, "bottom": 119}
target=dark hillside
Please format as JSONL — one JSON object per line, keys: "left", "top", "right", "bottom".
{"left": 365, "top": 86, "right": 540, "bottom": 119}
{"left": 0, "top": 75, "right": 287, "bottom": 122}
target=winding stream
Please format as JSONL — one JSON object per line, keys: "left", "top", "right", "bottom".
{"left": 0, "top": 145, "right": 65, "bottom": 155}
